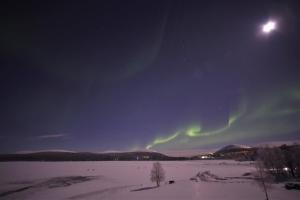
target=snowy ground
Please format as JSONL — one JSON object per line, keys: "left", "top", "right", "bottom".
{"left": 0, "top": 160, "right": 299, "bottom": 200}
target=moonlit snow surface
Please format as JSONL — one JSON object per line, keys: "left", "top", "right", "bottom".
{"left": 0, "top": 161, "right": 299, "bottom": 200}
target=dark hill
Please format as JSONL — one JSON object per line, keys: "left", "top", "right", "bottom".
{"left": 0, "top": 151, "right": 187, "bottom": 161}
{"left": 215, "top": 144, "right": 252, "bottom": 154}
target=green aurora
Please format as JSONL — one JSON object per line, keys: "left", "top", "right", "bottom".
{"left": 146, "top": 87, "right": 300, "bottom": 150}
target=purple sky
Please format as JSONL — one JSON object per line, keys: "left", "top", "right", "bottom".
{"left": 1, "top": 0, "right": 300, "bottom": 153}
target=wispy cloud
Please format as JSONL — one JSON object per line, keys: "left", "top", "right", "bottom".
{"left": 37, "top": 134, "right": 67, "bottom": 139}
{"left": 16, "top": 149, "right": 76, "bottom": 154}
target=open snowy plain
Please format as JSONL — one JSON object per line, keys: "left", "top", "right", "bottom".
{"left": 0, "top": 160, "right": 299, "bottom": 200}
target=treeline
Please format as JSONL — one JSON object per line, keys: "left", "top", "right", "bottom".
{"left": 257, "top": 144, "right": 300, "bottom": 181}
{"left": 0, "top": 151, "right": 187, "bottom": 162}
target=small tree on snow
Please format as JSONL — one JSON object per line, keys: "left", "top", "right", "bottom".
{"left": 150, "top": 162, "right": 165, "bottom": 187}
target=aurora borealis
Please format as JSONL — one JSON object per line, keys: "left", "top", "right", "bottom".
{"left": 146, "top": 86, "right": 300, "bottom": 150}
{"left": 1, "top": 0, "right": 300, "bottom": 153}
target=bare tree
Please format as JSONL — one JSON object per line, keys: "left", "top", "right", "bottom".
{"left": 281, "top": 144, "right": 298, "bottom": 178}
{"left": 254, "top": 160, "right": 273, "bottom": 200}
{"left": 257, "top": 146, "right": 285, "bottom": 180}
{"left": 150, "top": 162, "right": 165, "bottom": 187}
{"left": 255, "top": 149, "right": 276, "bottom": 200}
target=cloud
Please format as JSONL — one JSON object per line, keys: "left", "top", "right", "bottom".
{"left": 37, "top": 134, "right": 67, "bottom": 139}
{"left": 16, "top": 149, "right": 76, "bottom": 154}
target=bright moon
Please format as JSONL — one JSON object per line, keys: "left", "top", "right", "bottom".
{"left": 262, "top": 20, "right": 277, "bottom": 34}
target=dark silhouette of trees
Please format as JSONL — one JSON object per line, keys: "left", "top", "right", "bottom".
{"left": 255, "top": 143, "right": 300, "bottom": 184}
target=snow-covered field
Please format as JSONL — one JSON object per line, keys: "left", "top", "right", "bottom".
{"left": 0, "top": 160, "right": 299, "bottom": 200}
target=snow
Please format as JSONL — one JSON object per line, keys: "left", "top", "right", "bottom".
{"left": 0, "top": 160, "right": 299, "bottom": 200}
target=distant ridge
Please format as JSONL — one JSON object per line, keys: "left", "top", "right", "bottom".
{"left": 3, "top": 143, "right": 298, "bottom": 162}
{"left": 0, "top": 151, "right": 187, "bottom": 162}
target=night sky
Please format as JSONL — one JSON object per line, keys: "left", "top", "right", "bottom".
{"left": 1, "top": 0, "right": 300, "bottom": 153}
